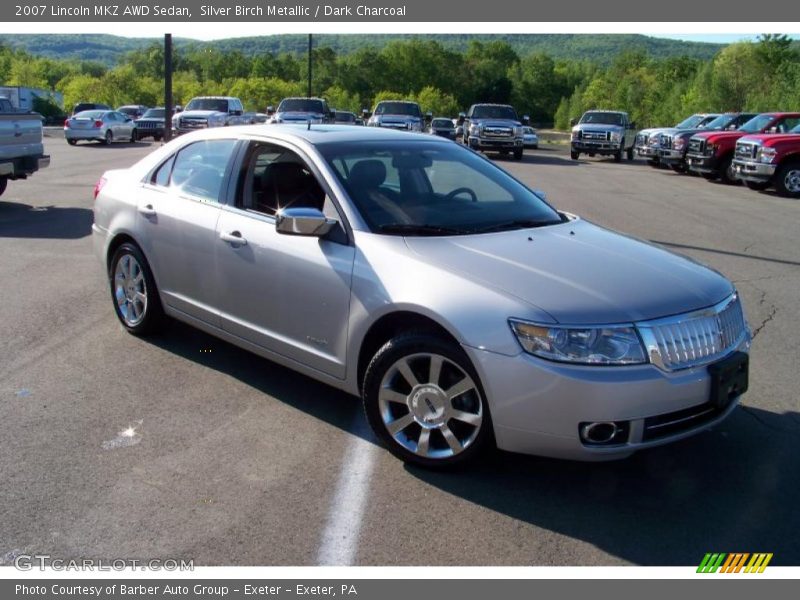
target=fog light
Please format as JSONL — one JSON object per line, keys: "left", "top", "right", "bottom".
{"left": 579, "top": 421, "right": 630, "bottom": 446}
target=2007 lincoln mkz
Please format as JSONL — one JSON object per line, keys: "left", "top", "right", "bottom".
{"left": 92, "top": 125, "right": 751, "bottom": 467}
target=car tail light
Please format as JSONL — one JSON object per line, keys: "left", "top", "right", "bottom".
{"left": 93, "top": 177, "right": 107, "bottom": 200}
{"left": 64, "top": 119, "right": 70, "bottom": 127}
{"left": 94, "top": 120, "right": 103, "bottom": 128}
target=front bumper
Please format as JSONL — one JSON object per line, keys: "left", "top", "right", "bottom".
{"left": 686, "top": 153, "right": 720, "bottom": 174}
{"left": 658, "top": 148, "right": 685, "bottom": 164}
{"left": 572, "top": 140, "right": 621, "bottom": 155}
{"left": 465, "top": 341, "right": 749, "bottom": 461}
{"left": 732, "top": 159, "right": 776, "bottom": 183}
{"left": 636, "top": 145, "right": 659, "bottom": 158}
{"left": 469, "top": 136, "right": 522, "bottom": 150}
{"left": 523, "top": 137, "right": 539, "bottom": 148}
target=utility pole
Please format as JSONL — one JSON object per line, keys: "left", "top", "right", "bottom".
{"left": 307, "top": 33, "right": 312, "bottom": 98}
{"left": 164, "top": 33, "right": 173, "bottom": 142}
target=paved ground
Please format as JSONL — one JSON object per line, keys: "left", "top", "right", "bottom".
{"left": 1, "top": 136, "right": 798, "bottom": 567}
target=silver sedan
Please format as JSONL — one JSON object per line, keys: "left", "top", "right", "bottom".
{"left": 65, "top": 110, "right": 137, "bottom": 145}
{"left": 92, "top": 125, "right": 751, "bottom": 468}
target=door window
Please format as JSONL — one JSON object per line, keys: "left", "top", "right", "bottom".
{"left": 167, "top": 139, "right": 238, "bottom": 202}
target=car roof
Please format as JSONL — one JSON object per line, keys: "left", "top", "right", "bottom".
{"left": 181, "top": 123, "right": 448, "bottom": 145}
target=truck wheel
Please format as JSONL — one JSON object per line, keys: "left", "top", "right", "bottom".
{"left": 745, "top": 181, "right": 770, "bottom": 191}
{"left": 513, "top": 148, "right": 523, "bottom": 160}
{"left": 362, "top": 332, "right": 493, "bottom": 468}
{"left": 626, "top": 146, "right": 634, "bottom": 160}
{"left": 614, "top": 149, "right": 623, "bottom": 162}
{"left": 0, "top": 176, "right": 7, "bottom": 197}
{"left": 718, "top": 156, "right": 738, "bottom": 185}
{"left": 775, "top": 161, "right": 800, "bottom": 198}
{"left": 67, "top": 139, "right": 77, "bottom": 146}
{"left": 670, "top": 163, "right": 687, "bottom": 174}
{"left": 130, "top": 129, "right": 137, "bottom": 143}
{"left": 570, "top": 151, "right": 580, "bottom": 160}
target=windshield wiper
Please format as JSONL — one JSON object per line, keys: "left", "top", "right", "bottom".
{"left": 377, "top": 223, "right": 469, "bottom": 236}
{"left": 470, "top": 219, "right": 560, "bottom": 234}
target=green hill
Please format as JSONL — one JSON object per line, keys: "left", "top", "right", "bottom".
{"left": 0, "top": 33, "right": 727, "bottom": 66}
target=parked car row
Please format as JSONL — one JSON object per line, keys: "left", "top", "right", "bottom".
{"left": 643, "top": 111, "right": 800, "bottom": 198}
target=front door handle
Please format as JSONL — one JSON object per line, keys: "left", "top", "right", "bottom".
{"left": 220, "top": 230, "right": 247, "bottom": 246}
{"left": 138, "top": 204, "right": 156, "bottom": 217}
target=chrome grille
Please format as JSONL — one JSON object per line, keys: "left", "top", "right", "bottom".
{"left": 484, "top": 126, "right": 513, "bottom": 138}
{"left": 688, "top": 137, "right": 705, "bottom": 155}
{"left": 179, "top": 118, "right": 207, "bottom": 129}
{"left": 637, "top": 294, "right": 748, "bottom": 371}
{"left": 136, "top": 121, "right": 160, "bottom": 130}
{"left": 735, "top": 142, "right": 758, "bottom": 160}
{"left": 636, "top": 133, "right": 649, "bottom": 147}
{"left": 659, "top": 134, "right": 673, "bottom": 149}
{"left": 583, "top": 130, "right": 610, "bottom": 141}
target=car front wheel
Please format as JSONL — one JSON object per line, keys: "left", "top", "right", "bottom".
{"left": 363, "top": 333, "right": 493, "bottom": 468}
{"left": 109, "top": 242, "right": 164, "bottom": 335}
{"left": 775, "top": 161, "right": 800, "bottom": 198}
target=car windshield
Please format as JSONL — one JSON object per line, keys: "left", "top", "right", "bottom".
{"left": 320, "top": 140, "right": 563, "bottom": 236}
{"left": 739, "top": 114, "right": 777, "bottom": 133}
{"left": 73, "top": 110, "right": 105, "bottom": 119}
{"left": 278, "top": 99, "right": 325, "bottom": 113}
{"left": 697, "top": 115, "right": 720, "bottom": 128}
{"left": 471, "top": 105, "right": 518, "bottom": 120}
{"left": 375, "top": 102, "right": 422, "bottom": 117}
{"left": 335, "top": 112, "right": 356, "bottom": 122}
{"left": 703, "top": 114, "right": 736, "bottom": 130}
{"left": 185, "top": 98, "right": 229, "bottom": 112}
{"left": 675, "top": 114, "right": 704, "bottom": 129}
{"left": 791, "top": 124, "right": 800, "bottom": 134}
{"left": 580, "top": 112, "right": 623, "bottom": 125}
{"left": 142, "top": 109, "right": 165, "bottom": 119}
{"left": 432, "top": 119, "right": 453, "bottom": 128}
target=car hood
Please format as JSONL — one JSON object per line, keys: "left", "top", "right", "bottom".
{"left": 738, "top": 132, "right": 800, "bottom": 146}
{"left": 135, "top": 117, "right": 164, "bottom": 124}
{"left": 692, "top": 130, "right": 748, "bottom": 143}
{"left": 403, "top": 219, "right": 732, "bottom": 324}
{"left": 178, "top": 110, "right": 223, "bottom": 119}
{"left": 376, "top": 114, "right": 422, "bottom": 123}
{"left": 575, "top": 123, "right": 624, "bottom": 133}
{"left": 277, "top": 111, "right": 326, "bottom": 121}
{"left": 472, "top": 118, "right": 521, "bottom": 127}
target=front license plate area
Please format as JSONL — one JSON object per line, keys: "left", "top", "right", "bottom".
{"left": 708, "top": 352, "right": 749, "bottom": 409}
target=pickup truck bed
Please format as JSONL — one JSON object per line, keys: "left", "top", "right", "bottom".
{"left": 0, "top": 101, "right": 50, "bottom": 196}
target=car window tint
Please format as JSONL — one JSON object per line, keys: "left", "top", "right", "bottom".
{"left": 170, "top": 139, "right": 237, "bottom": 202}
{"left": 237, "top": 142, "right": 328, "bottom": 216}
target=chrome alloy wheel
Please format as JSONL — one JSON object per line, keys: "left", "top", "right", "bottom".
{"left": 378, "top": 353, "right": 483, "bottom": 459}
{"left": 784, "top": 168, "right": 800, "bottom": 194}
{"left": 114, "top": 254, "right": 148, "bottom": 327}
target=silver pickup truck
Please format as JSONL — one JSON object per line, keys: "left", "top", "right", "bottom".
{"left": 172, "top": 96, "right": 255, "bottom": 134}
{"left": 460, "top": 103, "right": 527, "bottom": 160}
{"left": 571, "top": 110, "right": 637, "bottom": 162}
{"left": 0, "top": 97, "right": 50, "bottom": 197}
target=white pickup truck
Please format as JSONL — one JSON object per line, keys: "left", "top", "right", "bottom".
{"left": 172, "top": 96, "right": 255, "bottom": 135}
{"left": 0, "top": 97, "right": 50, "bottom": 197}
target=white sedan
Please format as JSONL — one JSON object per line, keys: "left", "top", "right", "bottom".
{"left": 522, "top": 126, "right": 539, "bottom": 149}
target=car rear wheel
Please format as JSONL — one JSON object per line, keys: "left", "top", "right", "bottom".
{"left": 66, "top": 139, "right": 77, "bottom": 146}
{"left": 626, "top": 146, "right": 634, "bottom": 160}
{"left": 718, "top": 156, "right": 739, "bottom": 185}
{"left": 130, "top": 129, "right": 137, "bottom": 143}
{"left": 109, "top": 242, "right": 165, "bottom": 336}
{"left": 614, "top": 149, "right": 623, "bottom": 162}
{"left": 103, "top": 130, "right": 113, "bottom": 145}
{"left": 571, "top": 151, "right": 580, "bottom": 160}
{"left": 775, "top": 161, "right": 800, "bottom": 198}
{"left": 513, "top": 148, "right": 523, "bottom": 160}
{"left": 363, "top": 333, "right": 493, "bottom": 468}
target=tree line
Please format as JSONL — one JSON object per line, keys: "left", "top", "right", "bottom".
{"left": 1, "top": 35, "right": 797, "bottom": 129}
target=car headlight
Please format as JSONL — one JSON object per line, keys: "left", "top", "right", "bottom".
{"left": 673, "top": 137, "right": 686, "bottom": 150}
{"left": 469, "top": 124, "right": 480, "bottom": 135}
{"left": 757, "top": 147, "right": 777, "bottom": 164}
{"left": 611, "top": 131, "right": 622, "bottom": 142}
{"left": 368, "top": 117, "right": 378, "bottom": 126}
{"left": 509, "top": 320, "right": 647, "bottom": 365}
{"left": 706, "top": 142, "right": 719, "bottom": 155}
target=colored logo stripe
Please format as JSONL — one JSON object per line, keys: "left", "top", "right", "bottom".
{"left": 697, "top": 553, "right": 772, "bottom": 573}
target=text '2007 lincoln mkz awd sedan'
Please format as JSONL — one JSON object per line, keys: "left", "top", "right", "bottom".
{"left": 92, "top": 125, "right": 751, "bottom": 468}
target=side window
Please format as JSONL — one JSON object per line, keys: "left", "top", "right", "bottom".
{"left": 168, "top": 139, "right": 238, "bottom": 202}
{"left": 151, "top": 155, "right": 176, "bottom": 187}
{"left": 237, "top": 142, "right": 330, "bottom": 217}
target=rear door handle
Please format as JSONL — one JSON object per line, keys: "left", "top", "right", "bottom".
{"left": 220, "top": 230, "right": 247, "bottom": 246}
{"left": 138, "top": 204, "right": 156, "bottom": 217}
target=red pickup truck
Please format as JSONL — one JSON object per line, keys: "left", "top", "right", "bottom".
{"left": 685, "top": 112, "right": 800, "bottom": 184}
{"left": 732, "top": 124, "right": 800, "bottom": 197}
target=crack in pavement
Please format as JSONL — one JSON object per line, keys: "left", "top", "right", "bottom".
{"left": 750, "top": 288, "right": 778, "bottom": 341}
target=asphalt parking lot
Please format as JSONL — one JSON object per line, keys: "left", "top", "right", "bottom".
{"left": 1, "top": 134, "right": 798, "bottom": 567}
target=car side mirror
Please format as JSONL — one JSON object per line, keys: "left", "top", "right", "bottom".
{"left": 362, "top": 109, "right": 371, "bottom": 119}
{"left": 425, "top": 111, "right": 433, "bottom": 122}
{"left": 768, "top": 126, "right": 778, "bottom": 134}
{"left": 629, "top": 121, "right": 637, "bottom": 129}
{"left": 266, "top": 106, "right": 275, "bottom": 116}
{"left": 458, "top": 112, "right": 466, "bottom": 125}
{"left": 329, "top": 109, "right": 336, "bottom": 119}
{"left": 522, "top": 115, "right": 530, "bottom": 125}
{"left": 570, "top": 118, "right": 577, "bottom": 127}
{"left": 276, "top": 208, "right": 337, "bottom": 237}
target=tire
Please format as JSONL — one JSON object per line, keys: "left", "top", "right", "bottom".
{"left": 626, "top": 145, "right": 634, "bottom": 161}
{"left": 570, "top": 151, "right": 580, "bottom": 160}
{"left": 513, "top": 148, "right": 523, "bottom": 160}
{"left": 363, "top": 333, "right": 493, "bottom": 468}
{"left": 108, "top": 242, "right": 165, "bottom": 336}
{"left": 718, "top": 156, "right": 738, "bottom": 185}
{"left": 775, "top": 161, "right": 800, "bottom": 198}
{"left": 130, "top": 129, "right": 137, "bottom": 143}
{"left": 701, "top": 172, "right": 718, "bottom": 181}
{"left": 67, "top": 139, "right": 77, "bottom": 146}
{"left": 103, "top": 130, "right": 113, "bottom": 145}
{"left": 670, "top": 163, "right": 687, "bottom": 174}
{"left": 154, "top": 134, "right": 162, "bottom": 142}
{"left": 0, "top": 176, "right": 7, "bottom": 197}
{"left": 647, "top": 159, "right": 659, "bottom": 167}
{"left": 745, "top": 181, "right": 770, "bottom": 191}
{"left": 613, "top": 149, "right": 622, "bottom": 163}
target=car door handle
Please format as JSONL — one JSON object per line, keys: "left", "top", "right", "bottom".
{"left": 138, "top": 204, "right": 156, "bottom": 217}
{"left": 220, "top": 230, "right": 247, "bottom": 246}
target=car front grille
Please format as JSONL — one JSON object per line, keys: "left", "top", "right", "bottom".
{"left": 659, "top": 134, "right": 673, "bottom": 149}
{"left": 483, "top": 126, "right": 513, "bottom": 138}
{"left": 735, "top": 142, "right": 758, "bottom": 160}
{"left": 641, "top": 400, "right": 725, "bottom": 441}
{"left": 637, "top": 294, "right": 748, "bottom": 371}
{"left": 582, "top": 130, "right": 610, "bottom": 141}
{"left": 636, "top": 133, "right": 649, "bottom": 146}
{"left": 179, "top": 118, "right": 207, "bottom": 129}
{"left": 137, "top": 121, "right": 161, "bottom": 130}
{"left": 688, "top": 137, "right": 706, "bottom": 155}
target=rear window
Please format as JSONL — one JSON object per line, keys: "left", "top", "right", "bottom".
{"left": 375, "top": 102, "right": 422, "bottom": 117}
{"left": 73, "top": 110, "right": 105, "bottom": 119}
{"left": 432, "top": 119, "right": 453, "bottom": 128}
{"left": 278, "top": 99, "right": 325, "bottom": 113}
